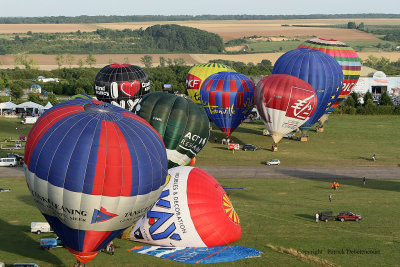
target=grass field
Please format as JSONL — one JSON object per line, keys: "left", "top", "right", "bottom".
{"left": 1, "top": 115, "right": 400, "bottom": 167}
{"left": 1, "top": 177, "right": 399, "bottom": 266}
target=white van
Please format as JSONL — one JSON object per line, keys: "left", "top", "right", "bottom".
{"left": 22, "top": 117, "right": 38, "bottom": 124}
{"left": 0, "top": 158, "right": 17, "bottom": 167}
{"left": 31, "top": 222, "right": 52, "bottom": 234}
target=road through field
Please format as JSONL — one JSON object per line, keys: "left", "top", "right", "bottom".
{"left": 2, "top": 166, "right": 399, "bottom": 179}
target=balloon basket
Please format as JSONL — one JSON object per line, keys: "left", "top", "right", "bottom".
{"left": 272, "top": 144, "right": 278, "bottom": 152}
{"left": 300, "top": 136, "right": 309, "bottom": 142}
{"left": 316, "top": 126, "right": 324, "bottom": 133}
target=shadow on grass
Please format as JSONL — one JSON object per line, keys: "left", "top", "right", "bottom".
{"left": 294, "top": 214, "right": 315, "bottom": 221}
{"left": 277, "top": 169, "right": 400, "bottom": 193}
{"left": 0, "top": 218, "right": 64, "bottom": 266}
{"left": 17, "top": 195, "right": 37, "bottom": 208}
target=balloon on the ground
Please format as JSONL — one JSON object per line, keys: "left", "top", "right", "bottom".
{"left": 24, "top": 98, "right": 168, "bottom": 263}
{"left": 186, "top": 63, "right": 235, "bottom": 104}
{"left": 200, "top": 72, "right": 255, "bottom": 137}
{"left": 124, "top": 166, "right": 241, "bottom": 247}
{"left": 255, "top": 74, "right": 318, "bottom": 143}
{"left": 298, "top": 38, "right": 361, "bottom": 116}
{"left": 128, "top": 246, "right": 263, "bottom": 264}
{"left": 94, "top": 64, "right": 151, "bottom": 111}
{"left": 272, "top": 48, "right": 343, "bottom": 132}
{"left": 135, "top": 92, "right": 209, "bottom": 168}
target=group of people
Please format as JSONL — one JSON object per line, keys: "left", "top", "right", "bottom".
{"left": 331, "top": 182, "right": 340, "bottom": 190}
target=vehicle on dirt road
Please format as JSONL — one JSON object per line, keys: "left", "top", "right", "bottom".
{"left": 264, "top": 159, "right": 280, "bottom": 166}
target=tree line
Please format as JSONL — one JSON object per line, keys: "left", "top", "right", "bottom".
{"left": 0, "top": 24, "right": 224, "bottom": 54}
{"left": 1, "top": 14, "right": 400, "bottom": 24}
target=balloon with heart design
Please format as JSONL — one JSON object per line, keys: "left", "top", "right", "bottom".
{"left": 95, "top": 64, "right": 151, "bottom": 111}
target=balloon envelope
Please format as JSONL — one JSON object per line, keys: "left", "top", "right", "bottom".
{"left": 186, "top": 63, "right": 235, "bottom": 104}
{"left": 125, "top": 166, "right": 241, "bottom": 247}
{"left": 272, "top": 48, "right": 343, "bottom": 132}
{"left": 255, "top": 74, "right": 318, "bottom": 143}
{"left": 298, "top": 38, "right": 361, "bottom": 113}
{"left": 135, "top": 92, "right": 210, "bottom": 168}
{"left": 94, "top": 64, "right": 151, "bottom": 111}
{"left": 200, "top": 72, "right": 255, "bottom": 137}
{"left": 24, "top": 99, "right": 168, "bottom": 263}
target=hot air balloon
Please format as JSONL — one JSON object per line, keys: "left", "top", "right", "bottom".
{"left": 272, "top": 48, "right": 343, "bottom": 136}
{"left": 68, "top": 93, "right": 92, "bottom": 100}
{"left": 200, "top": 72, "right": 255, "bottom": 137}
{"left": 123, "top": 166, "right": 241, "bottom": 247}
{"left": 255, "top": 74, "right": 318, "bottom": 150}
{"left": 135, "top": 92, "right": 210, "bottom": 168}
{"left": 94, "top": 64, "right": 151, "bottom": 111}
{"left": 298, "top": 38, "right": 361, "bottom": 124}
{"left": 186, "top": 63, "right": 235, "bottom": 104}
{"left": 24, "top": 98, "right": 168, "bottom": 264}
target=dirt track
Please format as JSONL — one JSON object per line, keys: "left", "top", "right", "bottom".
{"left": 2, "top": 166, "right": 399, "bottom": 179}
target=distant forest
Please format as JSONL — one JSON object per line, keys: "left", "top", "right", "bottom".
{"left": 0, "top": 24, "right": 224, "bottom": 54}
{"left": 1, "top": 14, "right": 400, "bottom": 24}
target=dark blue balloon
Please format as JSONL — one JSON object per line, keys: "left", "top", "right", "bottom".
{"left": 272, "top": 48, "right": 343, "bottom": 131}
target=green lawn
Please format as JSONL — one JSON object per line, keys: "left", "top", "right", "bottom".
{"left": 0, "top": 177, "right": 399, "bottom": 266}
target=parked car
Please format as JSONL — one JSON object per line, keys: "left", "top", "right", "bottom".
{"left": 264, "top": 159, "right": 280, "bottom": 166}
{"left": 337, "top": 211, "right": 362, "bottom": 222}
{"left": 242, "top": 144, "right": 258, "bottom": 151}
{"left": 0, "top": 157, "right": 17, "bottom": 167}
{"left": 319, "top": 211, "right": 335, "bottom": 222}
{"left": 40, "top": 238, "right": 58, "bottom": 250}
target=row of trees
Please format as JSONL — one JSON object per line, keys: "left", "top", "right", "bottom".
{"left": 0, "top": 24, "right": 224, "bottom": 54}
{"left": 1, "top": 14, "right": 400, "bottom": 24}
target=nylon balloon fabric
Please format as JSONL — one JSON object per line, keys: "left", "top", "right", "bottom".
{"left": 200, "top": 71, "right": 255, "bottom": 137}
{"left": 94, "top": 64, "right": 151, "bottom": 111}
{"left": 272, "top": 48, "right": 343, "bottom": 132}
{"left": 135, "top": 92, "right": 210, "bottom": 168}
{"left": 24, "top": 98, "right": 168, "bottom": 263}
{"left": 298, "top": 38, "right": 361, "bottom": 113}
{"left": 186, "top": 63, "right": 235, "bottom": 104}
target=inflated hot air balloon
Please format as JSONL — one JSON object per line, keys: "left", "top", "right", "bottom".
{"left": 94, "top": 64, "right": 151, "bottom": 111}
{"left": 298, "top": 38, "right": 361, "bottom": 123}
{"left": 272, "top": 48, "right": 343, "bottom": 134}
{"left": 200, "top": 72, "right": 255, "bottom": 137}
{"left": 135, "top": 92, "right": 209, "bottom": 168}
{"left": 24, "top": 98, "right": 168, "bottom": 264}
{"left": 68, "top": 93, "right": 92, "bottom": 100}
{"left": 255, "top": 74, "right": 318, "bottom": 149}
{"left": 186, "top": 63, "right": 235, "bottom": 104}
{"left": 123, "top": 166, "right": 241, "bottom": 247}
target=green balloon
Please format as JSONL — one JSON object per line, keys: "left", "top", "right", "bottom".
{"left": 136, "top": 92, "right": 210, "bottom": 168}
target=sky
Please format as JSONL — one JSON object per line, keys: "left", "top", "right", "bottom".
{"left": 0, "top": 0, "right": 400, "bottom": 17}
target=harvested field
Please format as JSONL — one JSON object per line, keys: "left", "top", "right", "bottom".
{"left": 0, "top": 19, "right": 388, "bottom": 41}
{"left": 1, "top": 51, "right": 399, "bottom": 71}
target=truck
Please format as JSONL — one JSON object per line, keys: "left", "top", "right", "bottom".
{"left": 31, "top": 222, "right": 52, "bottom": 234}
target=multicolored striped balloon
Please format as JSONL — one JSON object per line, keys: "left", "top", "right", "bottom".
{"left": 186, "top": 63, "right": 235, "bottom": 104}
{"left": 298, "top": 38, "right": 361, "bottom": 113}
{"left": 200, "top": 72, "right": 255, "bottom": 137}
{"left": 24, "top": 98, "right": 168, "bottom": 263}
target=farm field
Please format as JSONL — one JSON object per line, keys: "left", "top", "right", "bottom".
{"left": 1, "top": 177, "right": 399, "bottom": 266}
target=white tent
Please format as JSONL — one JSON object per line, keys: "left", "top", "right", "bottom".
{"left": 15, "top": 101, "right": 45, "bottom": 115}
{"left": 43, "top": 102, "right": 53, "bottom": 110}
{"left": 0, "top": 101, "right": 17, "bottom": 115}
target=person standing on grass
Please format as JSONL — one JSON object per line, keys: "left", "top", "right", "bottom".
{"left": 329, "top": 194, "right": 332, "bottom": 202}
{"left": 363, "top": 177, "right": 366, "bottom": 185}
{"left": 316, "top": 212, "right": 319, "bottom": 222}
{"left": 372, "top": 154, "right": 376, "bottom": 162}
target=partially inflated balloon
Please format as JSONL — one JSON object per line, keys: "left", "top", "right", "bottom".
{"left": 94, "top": 64, "right": 151, "bottom": 111}
{"left": 298, "top": 38, "right": 361, "bottom": 115}
{"left": 200, "top": 72, "right": 255, "bottom": 137}
{"left": 186, "top": 63, "right": 235, "bottom": 104}
{"left": 272, "top": 48, "right": 343, "bottom": 132}
{"left": 255, "top": 74, "right": 318, "bottom": 143}
{"left": 24, "top": 99, "right": 168, "bottom": 263}
{"left": 124, "top": 166, "right": 241, "bottom": 247}
{"left": 68, "top": 94, "right": 92, "bottom": 100}
{"left": 135, "top": 92, "right": 209, "bottom": 168}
